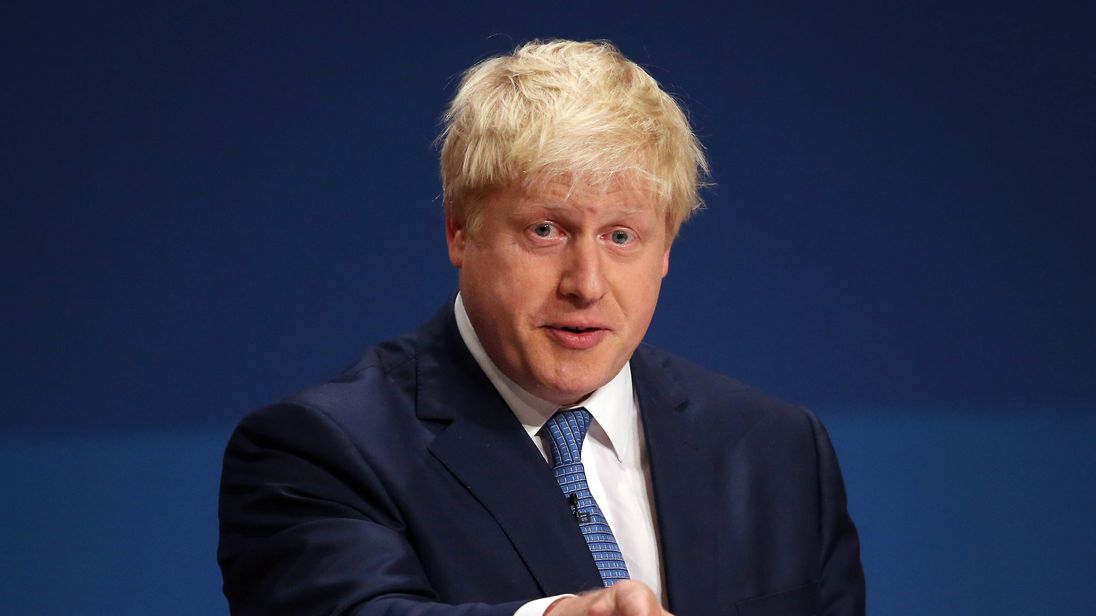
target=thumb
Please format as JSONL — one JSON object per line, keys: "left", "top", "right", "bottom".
{"left": 596, "top": 581, "right": 667, "bottom": 616}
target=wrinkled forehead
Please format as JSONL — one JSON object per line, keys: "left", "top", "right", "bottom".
{"left": 517, "top": 166, "right": 668, "bottom": 211}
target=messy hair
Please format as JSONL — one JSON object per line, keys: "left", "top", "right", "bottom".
{"left": 438, "top": 39, "right": 709, "bottom": 239}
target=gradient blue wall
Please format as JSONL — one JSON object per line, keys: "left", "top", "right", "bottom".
{"left": 4, "top": 3, "right": 1093, "bottom": 614}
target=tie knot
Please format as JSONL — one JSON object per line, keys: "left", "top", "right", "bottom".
{"left": 544, "top": 407, "right": 593, "bottom": 467}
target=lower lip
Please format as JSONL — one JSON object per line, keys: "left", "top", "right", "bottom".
{"left": 545, "top": 327, "right": 608, "bottom": 350}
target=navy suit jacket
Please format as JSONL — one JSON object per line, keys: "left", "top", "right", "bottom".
{"left": 218, "top": 303, "right": 865, "bottom": 615}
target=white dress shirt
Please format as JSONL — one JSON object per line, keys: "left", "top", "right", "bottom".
{"left": 454, "top": 295, "right": 664, "bottom": 613}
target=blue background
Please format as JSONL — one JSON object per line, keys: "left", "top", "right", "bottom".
{"left": 3, "top": 2, "right": 1093, "bottom": 614}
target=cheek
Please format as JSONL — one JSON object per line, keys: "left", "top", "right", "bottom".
{"left": 494, "top": 248, "right": 561, "bottom": 294}
{"left": 620, "top": 257, "right": 667, "bottom": 294}
{"left": 464, "top": 249, "right": 551, "bottom": 322}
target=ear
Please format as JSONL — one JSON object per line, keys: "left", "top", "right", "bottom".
{"left": 661, "top": 246, "right": 671, "bottom": 278}
{"left": 445, "top": 209, "right": 466, "bottom": 269}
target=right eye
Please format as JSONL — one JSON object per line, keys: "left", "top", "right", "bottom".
{"left": 529, "top": 222, "right": 563, "bottom": 240}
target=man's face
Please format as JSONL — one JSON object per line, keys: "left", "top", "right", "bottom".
{"left": 447, "top": 177, "right": 670, "bottom": 406}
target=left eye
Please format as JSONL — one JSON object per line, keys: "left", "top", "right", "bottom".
{"left": 532, "top": 223, "right": 556, "bottom": 238}
{"left": 609, "top": 229, "right": 633, "bottom": 245}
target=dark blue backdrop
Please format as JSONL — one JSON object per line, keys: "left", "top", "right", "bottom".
{"left": 3, "top": 2, "right": 1094, "bottom": 614}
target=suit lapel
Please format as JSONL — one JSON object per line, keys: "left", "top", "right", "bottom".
{"left": 415, "top": 306, "right": 603, "bottom": 596}
{"left": 632, "top": 345, "right": 720, "bottom": 615}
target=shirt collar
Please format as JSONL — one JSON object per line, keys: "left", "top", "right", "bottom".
{"left": 454, "top": 293, "right": 636, "bottom": 463}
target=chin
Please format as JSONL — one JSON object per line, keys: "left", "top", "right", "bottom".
{"left": 522, "top": 353, "right": 621, "bottom": 405}
{"left": 537, "top": 375, "right": 608, "bottom": 406}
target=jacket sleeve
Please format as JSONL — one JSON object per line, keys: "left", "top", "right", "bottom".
{"left": 805, "top": 408, "right": 867, "bottom": 616}
{"left": 217, "top": 402, "right": 526, "bottom": 616}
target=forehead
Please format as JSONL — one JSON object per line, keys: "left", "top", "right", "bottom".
{"left": 514, "top": 173, "right": 659, "bottom": 213}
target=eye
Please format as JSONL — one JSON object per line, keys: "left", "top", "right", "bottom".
{"left": 609, "top": 229, "right": 634, "bottom": 245}
{"left": 529, "top": 221, "right": 563, "bottom": 241}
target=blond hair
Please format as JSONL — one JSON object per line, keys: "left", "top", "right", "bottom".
{"left": 438, "top": 39, "right": 709, "bottom": 239}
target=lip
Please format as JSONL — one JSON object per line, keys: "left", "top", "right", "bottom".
{"left": 543, "top": 325, "right": 609, "bottom": 350}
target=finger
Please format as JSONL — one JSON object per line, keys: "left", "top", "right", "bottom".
{"left": 609, "top": 581, "right": 663, "bottom": 616}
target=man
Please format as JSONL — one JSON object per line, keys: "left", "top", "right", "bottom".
{"left": 219, "top": 40, "right": 865, "bottom": 616}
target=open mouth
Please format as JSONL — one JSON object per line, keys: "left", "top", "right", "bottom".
{"left": 559, "top": 326, "right": 598, "bottom": 334}
{"left": 546, "top": 325, "right": 607, "bottom": 349}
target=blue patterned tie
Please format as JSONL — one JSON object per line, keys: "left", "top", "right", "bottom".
{"left": 544, "top": 408, "right": 630, "bottom": 586}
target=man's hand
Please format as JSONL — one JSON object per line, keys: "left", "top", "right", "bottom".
{"left": 544, "top": 581, "right": 671, "bottom": 616}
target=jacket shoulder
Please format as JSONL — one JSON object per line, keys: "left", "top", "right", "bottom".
{"left": 285, "top": 332, "right": 418, "bottom": 411}
{"left": 633, "top": 343, "right": 814, "bottom": 431}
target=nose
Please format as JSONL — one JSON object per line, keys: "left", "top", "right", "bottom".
{"left": 558, "top": 237, "right": 606, "bottom": 304}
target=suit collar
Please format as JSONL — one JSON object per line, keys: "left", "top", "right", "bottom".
{"left": 452, "top": 293, "right": 635, "bottom": 463}
{"left": 414, "top": 302, "right": 604, "bottom": 595}
{"left": 632, "top": 344, "right": 720, "bottom": 615}
{"left": 414, "top": 304, "right": 723, "bottom": 606}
